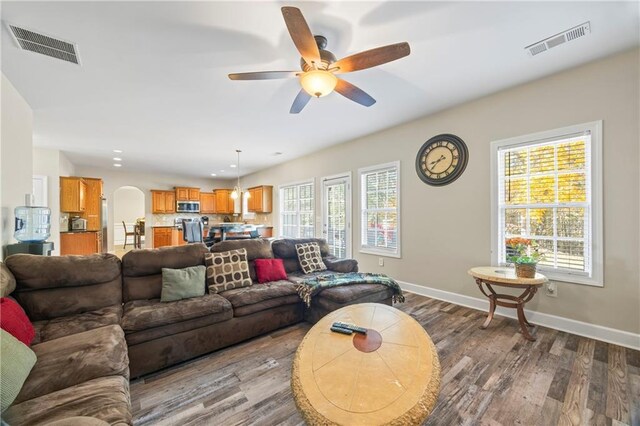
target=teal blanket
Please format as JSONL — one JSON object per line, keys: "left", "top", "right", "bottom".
{"left": 297, "top": 272, "right": 405, "bottom": 307}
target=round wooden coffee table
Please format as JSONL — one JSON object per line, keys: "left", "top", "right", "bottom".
{"left": 291, "top": 303, "right": 440, "bottom": 425}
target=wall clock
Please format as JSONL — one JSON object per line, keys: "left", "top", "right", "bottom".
{"left": 415, "top": 134, "right": 469, "bottom": 186}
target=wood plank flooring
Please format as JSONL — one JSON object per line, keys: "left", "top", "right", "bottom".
{"left": 130, "top": 293, "right": 640, "bottom": 425}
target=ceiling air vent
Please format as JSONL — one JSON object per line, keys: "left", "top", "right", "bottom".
{"left": 7, "top": 24, "right": 80, "bottom": 65}
{"left": 525, "top": 22, "right": 591, "bottom": 57}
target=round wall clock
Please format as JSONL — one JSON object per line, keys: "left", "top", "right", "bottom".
{"left": 415, "top": 134, "right": 469, "bottom": 186}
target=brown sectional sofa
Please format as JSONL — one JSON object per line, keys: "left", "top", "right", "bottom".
{"left": 2, "top": 255, "right": 131, "bottom": 426}
{"left": 1, "top": 237, "right": 394, "bottom": 424}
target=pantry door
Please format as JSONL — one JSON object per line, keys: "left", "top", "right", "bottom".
{"left": 322, "top": 173, "right": 352, "bottom": 259}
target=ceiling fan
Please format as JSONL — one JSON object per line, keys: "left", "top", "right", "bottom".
{"left": 228, "top": 6, "right": 411, "bottom": 114}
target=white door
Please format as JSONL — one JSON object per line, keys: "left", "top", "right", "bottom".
{"left": 322, "top": 174, "right": 351, "bottom": 259}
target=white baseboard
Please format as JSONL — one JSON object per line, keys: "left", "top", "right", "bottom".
{"left": 398, "top": 281, "right": 640, "bottom": 351}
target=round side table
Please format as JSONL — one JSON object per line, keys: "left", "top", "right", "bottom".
{"left": 468, "top": 266, "right": 548, "bottom": 341}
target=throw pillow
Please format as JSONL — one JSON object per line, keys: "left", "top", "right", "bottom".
{"left": 295, "top": 242, "right": 327, "bottom": 274}
{"left": 254, "top": 259, "right": 288, "bottom": 284}
{"left": 204, "top": 248, "right": 252, "bottom": 294}
{"left": 0, "top": 298, "right": 35, "bottom": 346}
{"left": 160, "top": 265, "right": 206, "bottom": 303}
{"left": 0, "top": 329, "right": 37, "bottom": 412}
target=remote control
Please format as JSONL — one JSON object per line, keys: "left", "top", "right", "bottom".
{"left": 333, "top": 322, "right": 368, "bottom": 334}
{"left": 330, "top": 325, "right": 353, "bottom": 335}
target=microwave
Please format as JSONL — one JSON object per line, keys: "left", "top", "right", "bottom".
{"left": 70, "top": 217, "right": 87, "bottom": 230}
{"left": 176, "top": 201, "right": 200, "bottom": 213}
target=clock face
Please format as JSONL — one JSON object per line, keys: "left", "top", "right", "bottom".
{"left": 415, "top": 134, "right": 468, "bottom": 186}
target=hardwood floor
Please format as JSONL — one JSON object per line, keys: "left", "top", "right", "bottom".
{"left": 130, "top": 293, "right": 640, "bottom": 425}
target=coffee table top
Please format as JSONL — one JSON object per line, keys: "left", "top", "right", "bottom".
{"left": 291, "top": 303, "right": 440, "bottom": 425}
{"left": 468, "top": 266, "right": 548, "bottom": 286}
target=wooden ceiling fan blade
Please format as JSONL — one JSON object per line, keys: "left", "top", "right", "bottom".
{"left": 333, "top": 42, "right": 410, "bottom": 73}
{"left": 335, "top": 79, "right": 376, "bottom": 107}
{"left": 281, "top": 7, "right": 321, "bottom": 68}
{"left": 290, "top": 89, "right": 312, "bottom": 114}
{"left": 228, "top": 71, "right": 299, "bottom": 80}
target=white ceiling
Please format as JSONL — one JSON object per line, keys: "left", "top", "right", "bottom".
{"left": 2, "top": 1, "right": 638, "bottom": 178}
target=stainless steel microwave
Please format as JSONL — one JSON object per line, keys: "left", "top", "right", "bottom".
{"left": 176, "top": 201, "right": 200, "bottom": 213}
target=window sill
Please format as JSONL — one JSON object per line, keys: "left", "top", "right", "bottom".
{"left": 359, "top": 247, "right": 401, "bottom": 259}
{"left": 540, "top": 269, "right": 603, "bottom": 287}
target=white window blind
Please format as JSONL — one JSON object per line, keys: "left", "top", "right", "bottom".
{"left": 279, "top": 181, "right": 314, "bottom": 238}
{"left": 492, "top": 121, "right": 603, "bottom": 286}
{"left": 359, "top": 161, "right": 401, "bottom": 257}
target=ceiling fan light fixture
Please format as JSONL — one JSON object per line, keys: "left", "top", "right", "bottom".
{"left": 300, "top": 70, "right": 337, "bottom": 98}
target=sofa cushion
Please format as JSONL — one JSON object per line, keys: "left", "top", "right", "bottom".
{"left": 160, "top": 265, "right": 206, "bottom": 302}
{"left": 295, "top": 242, "right": 327, "bottom": 274}
{"left": 31, "top": 305, "right": 123, "bottom": 345}
{"left": 122, "top": 244, "right": 209, "bottom": 302}
{"left": 6, "top": 254, "right": 123, "bottom": 321}
{"left": 204, "top": 249, "right": 252, "bottom": 294}
{"left": 121, "top": 294, "right": 232, "bottom": 332}
{"left": 210, "top": 238, "right": 274, "bottom": 261}
{"left": 0, "top": 298, "right": 35, "bottom": 345}
{"left": 272, "top": 238, "right": 330, "bottom": 259}
{"left": 125, "top": 311, "right": 232, "bottom": 346}
{"left": 323, "top": 256, "right": 359, "bottom": 273}
{"left": 220, "top": 280, "right": 300, "bottom": 317}
{"left": 0, "top": 262, "right": 16, "bottom": 297}
{"left": 15, "top": 324, "right": 129, "bottom": 404}
{"left": 0, "top": 329, "right": 37, "bottom": 412}
{"left": 254, "top": 258, "right": 287, "bottom": 283}
{"left": 3, "top": 375, "right": 132, "bottom": 426}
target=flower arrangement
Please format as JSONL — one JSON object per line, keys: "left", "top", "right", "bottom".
{"left": 505, "top": 238, "right": 544, "bottom": 278}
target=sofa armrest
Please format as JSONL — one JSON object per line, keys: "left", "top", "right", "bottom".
{"left": 323, "top": 256, "right": 358, "bottom": 273}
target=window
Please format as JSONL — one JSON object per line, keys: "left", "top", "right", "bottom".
{"left": 491, "top": 121, "right": 603, "bottom": 286}
{"left": 359, "top": 161, "right": 401, "bottom": 258}
{"left": 279, "top": 180, "right": 315, "bottom": 238}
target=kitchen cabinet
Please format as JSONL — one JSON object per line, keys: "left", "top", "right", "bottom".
{"left": 200, "top": 192, "right": 216, "bottom": 214}
{"left": 60, "top": 232, "right": 99, "bottom": 255}
{"left": 82, "top": 178, "right": 103, "bottom": 231}
{"left": 257, "top": 227, "right": 273, "bottom": 238}
{"left": 247, "top": 186, "right": 273, "bottom": 213}
{"left": 213, "top": 189, "right": 234, "bottom": 214}
{"left": 151, "top": 190, "right": 176, "bottom": 214}
{"left": 153, "top": 227, "right": 186, "bottom": 248}
{"left": 175, "top": 187, "right": 200, "bottom": 201}
{"left": 60, "top": 177, "right": 87, "bottom": 212}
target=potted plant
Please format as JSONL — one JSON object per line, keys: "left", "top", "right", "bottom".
{"left": 506, "top": 237, "right": 544, "bottom": 278}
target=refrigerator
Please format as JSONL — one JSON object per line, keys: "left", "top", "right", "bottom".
{"left": 101, "top": 198, "right": 108, "bottom": 253}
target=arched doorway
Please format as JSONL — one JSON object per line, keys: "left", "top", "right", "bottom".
{"left": 113, "top": 186, "right": 145, "bottom": 256}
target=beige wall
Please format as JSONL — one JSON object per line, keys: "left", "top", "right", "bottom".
{"left": 1, "top": 74, "right": 33, "bottom": 259}
{"left": 242, "top": 49, "right": 640, "bottom": 334}
{"left": 73, "top": 165, "right": 232, "bottom": 251}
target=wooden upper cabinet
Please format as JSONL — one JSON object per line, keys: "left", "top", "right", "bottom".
{"left": 82, "top": 178, "right": 103, "bottom": 231}
{"left": 213, "top": 189, "right": 233, "bottom": 214}
{"left": 60, "top": 177, "right": 87, "bottom": 212}
{"left": 175, "top": 187, "right": 200, "bottom": 201}
{"left": 151, "top": 190, "right": 176, "bottom": 214}
{"left": 200, "top": 192, "right": 216, "bottom": 214}
{"left": 247, "top": 186, "right": 273, "bottom": 213}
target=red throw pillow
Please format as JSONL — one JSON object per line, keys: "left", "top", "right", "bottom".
{"left": 254, "top": 259, "right": 288, "bottom": 284}
{"left": 0, "top": 298, "right": 35, "bottom": 346}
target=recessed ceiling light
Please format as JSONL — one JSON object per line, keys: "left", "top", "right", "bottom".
{"left": 113, "top": 149, "right": 123, "bottom": 154}
{"left": 210, "top": 173, "right": 217, "bottom": 177}
{"left": 113, "top": 163, "right": 122, "bottom": 167}
{"left": 113, "top": 157, "right": 122, "bottom": 161}
{"left": 230, "top": 164, "right": 237, "bottom": 168}
{"left": 273, "top": 152, "right": 283, "bottom": 156}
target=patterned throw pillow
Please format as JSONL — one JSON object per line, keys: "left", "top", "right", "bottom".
{"left": 204, "top": 248, "right": 252, "bottom": 294}
{"left": 295, "top": 242, "right": 327, "bottom": 274}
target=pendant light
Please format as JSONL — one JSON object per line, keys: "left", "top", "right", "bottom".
{"left": 230, "top": 150, "right": 250, "bottom": 200}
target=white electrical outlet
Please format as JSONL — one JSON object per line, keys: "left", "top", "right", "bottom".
{"left": 378, "top": 257, "right": 384, "bottom": 267}
{"left": 545, "top": 282, "right": 558, "bottom": 298}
